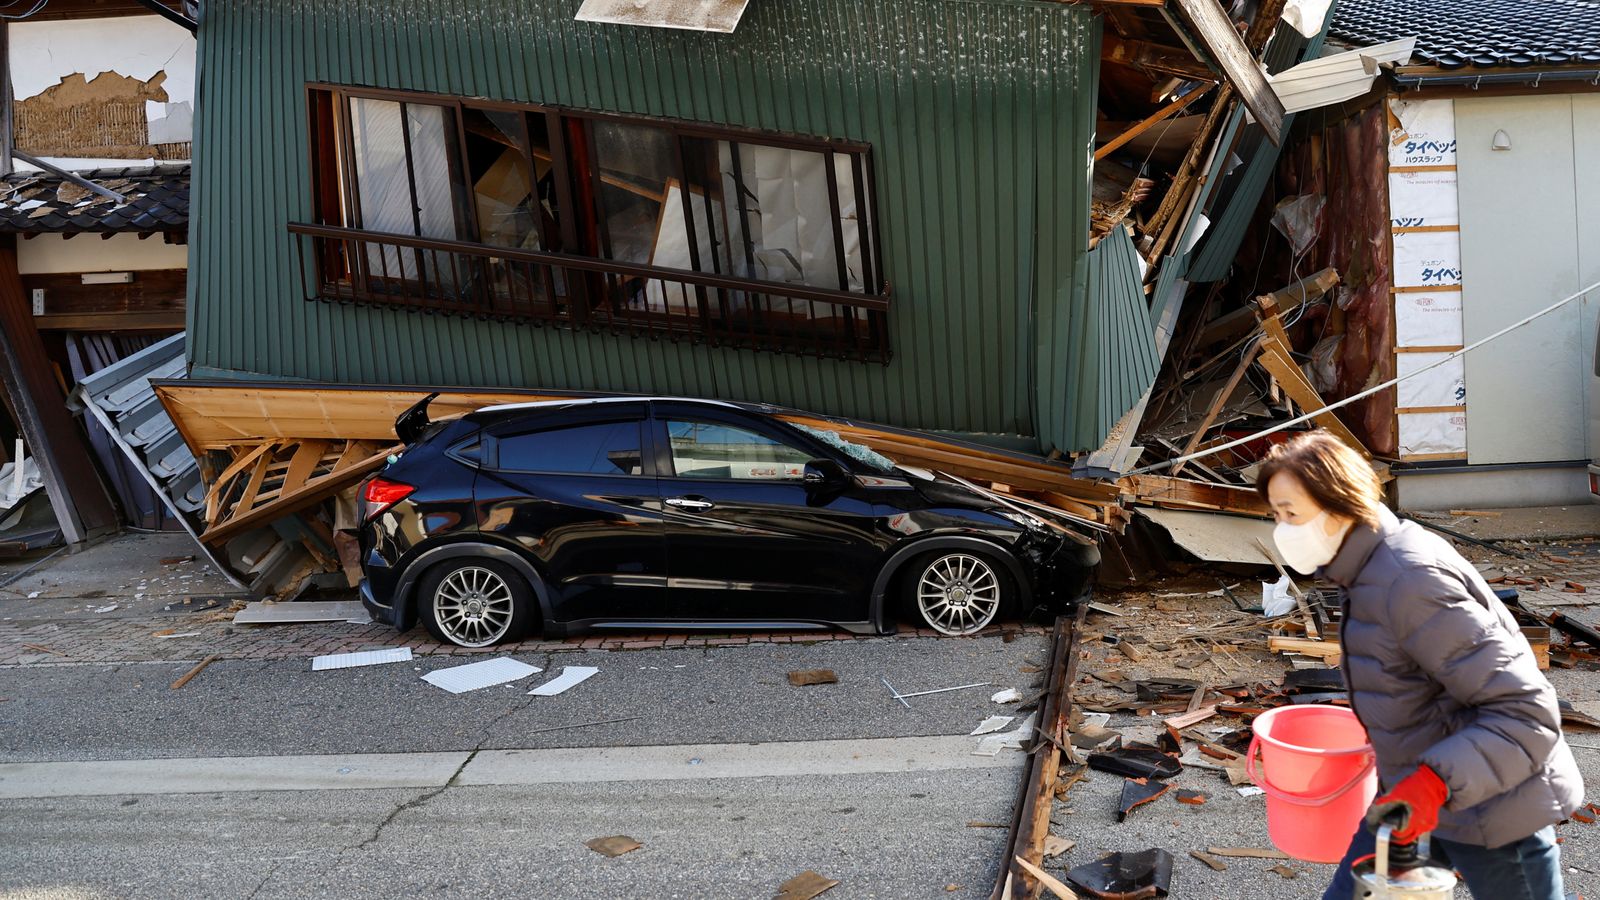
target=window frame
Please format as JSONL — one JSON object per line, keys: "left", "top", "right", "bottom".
{"left": 296, "top": 83, "right": 890, "bottom": 360}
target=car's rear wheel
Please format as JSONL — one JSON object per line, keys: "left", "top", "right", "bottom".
{"left": 418, "top": 558, "right": 536, "bottom": 647}
{"left": 902, "top": 550, "right": 1012, "bottom": 636}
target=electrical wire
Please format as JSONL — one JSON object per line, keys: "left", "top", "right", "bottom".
{"left": 0, "top": 0, "right": 48, "bottom": 20}
{"left": 1128, "top": 276, "right": 1600, "bottom": 475}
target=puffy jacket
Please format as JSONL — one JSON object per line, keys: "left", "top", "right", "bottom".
{"left": 1319, "top": 507, "right": 1584, "bottom": 848}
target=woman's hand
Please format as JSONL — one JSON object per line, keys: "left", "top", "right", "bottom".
{"left": 1366, "top": 764, "right": 1450, "bottom": 842}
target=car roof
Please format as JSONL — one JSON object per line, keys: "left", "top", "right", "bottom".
{"left": 466, "top": 395, "right": 757, "bottom": 425}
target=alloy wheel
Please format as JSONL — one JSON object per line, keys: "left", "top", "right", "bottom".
{"left": 916, "top": 553, "right": 1001, "bottom": 636}
{"left": 433, "top": 566, "right": 515, "bottom": 647}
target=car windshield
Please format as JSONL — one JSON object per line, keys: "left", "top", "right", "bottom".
{"left": 791, "top": 423, "right": 898, "bottom": 475}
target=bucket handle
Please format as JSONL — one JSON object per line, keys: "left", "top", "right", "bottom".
{"left": 1245, "top": 734, "right": 1377, "bottom": 807}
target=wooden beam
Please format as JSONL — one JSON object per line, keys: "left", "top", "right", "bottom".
{"left": 1243, "top": 0, "right": 1289, "bottom": 52}
{"left": 0, "top": 238, "right": 117, "bottom": 540}
{"left": 1196, "top": 267, "right": 1340, "bottom": 347}
{"left": 1095, "top": 85, "right": 1213, "bottom": 160}
{"left": 1169, "top": 0, "right": 1286, "bottom": 144}
{"left": 1256, "top": 337, "right": 1371, "bottom": 457}
{"left": 32, "top": 311, "right": 187, "bottom": 332}
{"left": 1102, "top": 34, "right": 1218, "bottom": 82}
{"left": 1121, "top": 473, "right": 1271, "bottom": 517}
{"left": 281, "top": 439, "right": 331, "bottom": 494}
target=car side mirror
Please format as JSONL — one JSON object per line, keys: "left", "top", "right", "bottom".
{"left": 802, "top": 458, "right": 848, "bottom": 486}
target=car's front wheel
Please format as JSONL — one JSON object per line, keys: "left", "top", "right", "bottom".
{"left": 417, "top": 558, "right": 537, "bottom": 647}
{"left": 902, "top": 550, "right": 1013, "bottom": 636}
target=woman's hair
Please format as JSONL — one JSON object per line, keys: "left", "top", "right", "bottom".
{"left": 1254, "top": 430, "right": 1384, "bottom": 526}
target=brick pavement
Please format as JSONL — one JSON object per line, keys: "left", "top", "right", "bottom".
{"left": 0, "top": 613, "right": 1051, "bottom": 668}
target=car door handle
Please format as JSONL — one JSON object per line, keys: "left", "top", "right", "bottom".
{"left": 665, "top": 497, "right": 715, "bottom": 510}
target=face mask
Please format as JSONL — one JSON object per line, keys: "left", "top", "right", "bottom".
{"left": 1273, "top": 511, "right": 1350, "bottom": 574}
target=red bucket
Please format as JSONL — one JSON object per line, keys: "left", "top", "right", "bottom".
{"left": 1246, "top": 704, "right": 1378, "bottom": 863}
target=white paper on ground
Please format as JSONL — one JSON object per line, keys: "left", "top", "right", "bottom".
{"left": 1237, "top": 786, "right": 1265, "bottom": 797}
{"left": 973, "top": 713, "right": 1037, "bottom": 756}
{"left": 423, "top": 658, "right": 541, "bottom": 694}
{"left": 990, "top": 688, "right": 1023, "bottom": 704}
{"left": 1262, "top": 575, "right": 1297, "bottom": 617}
{"left": 970, "top": 715, "right": 1016, "bottom": 736}
{"left": 527, "top": 666, "right": 599, "bottom": 696}
{"left": 313, "top": 647, "right": 414, "bottom": 671}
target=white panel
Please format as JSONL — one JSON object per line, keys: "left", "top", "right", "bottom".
{"left": 1395, "top": 352, "right": 1465, "bottom": 409}
{"left": 1398, "top": 411, "right": 1467, "bottom": 457}
{"left": 1392, "top": 231, "right": 1462, "bottom": 288}
{"left": 574, "top": 0, "right": 751, "bottom": 33}
{"left": 1457, "top": 96, "right": 1584, "bottom": 463}
{"left": 1388, "top": 98, "right": 1457, "bottom": 167}
{"left": 17, "top": 233, "right": 188, "bottom": 275}
{"left": 1578, "top": 95, "right": 1600, "bottom": 461}
{"left": 1395, "top": 291, "right": 1464, "bottom": 347}
{"left": 1388, "top": 170, "right": 1458, "bottom": 227}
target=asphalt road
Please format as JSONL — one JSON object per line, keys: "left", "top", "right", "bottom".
{"left": 0, "top": 634, "right": 1048, "bottom": 899}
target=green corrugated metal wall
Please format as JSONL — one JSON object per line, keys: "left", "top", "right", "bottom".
{"left": 1036, "top": 226, "right": 1159, "bottom": 450}
{"left": 187, "top": 0, "right": 1111, "bottom": 448}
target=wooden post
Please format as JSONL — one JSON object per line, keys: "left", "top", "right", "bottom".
{"left": 0, "top": 237, "right": 118, "bottom": 542}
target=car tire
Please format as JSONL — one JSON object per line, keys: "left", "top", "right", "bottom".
{"left": 900, "top": 548, "right": 1014, "bottom": 636}
{"left": 416, "top": 557, "right": 538, "bottom": 648}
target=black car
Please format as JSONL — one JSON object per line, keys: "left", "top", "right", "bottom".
{"left": 357, "top": 396, "right": 1099, "bottom": 647}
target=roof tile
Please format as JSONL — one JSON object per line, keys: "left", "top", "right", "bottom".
{"left": 1333, "top": 1, "right": 1600, "bottom": 69}
{"left": 0, "top": 164, "right": 188, "bottom": 234}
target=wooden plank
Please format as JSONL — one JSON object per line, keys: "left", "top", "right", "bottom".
{"left": 32, "top": 311, "right": 187, "bottom": 332}
{"left": 1095, "top": 85, "right": 1212, "bottom": 160}
{"left": 1170, "top": 0, "right": 1287, "bottom": 144}
{"left": 22, "top": 269, "right": 186, "bottom": 316}
{"left": 1121, "top": 473, "right": 1272, "bottom": 517}
{"left": 1267, "top": 636, "right": 1342, "bottom": 659}
{"left": 230, "top": 448, "right": 277, "bottom": 520}
{"left": 204, "top": 442, "right": 275, "bottom": 526}
{"left": 1256, "top": 337, "right": 1371, "bottom": 457}
{"left": 1243, "top": 0, "right": 1289, "bottom": 51}
{"left": 281, "top": 439, "right": 331, "bottom": 494}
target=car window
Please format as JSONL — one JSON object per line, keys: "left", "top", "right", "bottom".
{"left": 495, "top": 420, "right": 644, "bottom": 475}
{"left": 665, "top": 420, "right": 814, "bottom": 481}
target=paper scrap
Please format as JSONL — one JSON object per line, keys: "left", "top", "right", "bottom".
{"left": 313, "top": 647, "right": 414, "bottom": 671}
{"left": 527, "top": 665, "right": 599, "bottom": 696}
{"left": 1237, "top": 786, "right": 1265, "bottom": 797}
{"left": 970, "top": 715, "right": 1016, "bottom": 735}
{"left": 155, "top": 631, "right": 200, "bottom": 640}
{"left": 973, "top": 713, "right": 1037, "bottom": 756}
{"left": 990, "top": 688, "right": 1023, "bottom": 704}
{"left": 1262, "top": 575, "right": 1296, "bottom": 617}
{"left": 422, "top": 657, "right": 541, "bottom": 694}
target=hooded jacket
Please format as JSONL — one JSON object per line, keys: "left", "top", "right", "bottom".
{"left": 1320, "top": 507, "right": 1583, "bottom": 848}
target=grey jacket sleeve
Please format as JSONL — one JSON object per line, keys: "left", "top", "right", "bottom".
{"left": 1388, "top": 566, "right": 1564, "bottom": 810}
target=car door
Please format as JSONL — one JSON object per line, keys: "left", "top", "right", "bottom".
{"left": 649, "top": 402, "right": 884, "bottom": 624}
{"left": 473, "top": 403, "right": 669, "bottom": 624}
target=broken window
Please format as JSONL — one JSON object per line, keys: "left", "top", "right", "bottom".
{"left": 296, "top": 85, "right": 888, "bottom": 360}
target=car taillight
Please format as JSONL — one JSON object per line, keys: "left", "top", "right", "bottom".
{"left": 362, "top": 477, "right": 415, "bottom": 521}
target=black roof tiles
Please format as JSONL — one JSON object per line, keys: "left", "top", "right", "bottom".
{"left": 1333, "top": 0, "right": 1600, "bottom": 70}
{"left": 0, "top": 164, "right": 189, "bottom": 234}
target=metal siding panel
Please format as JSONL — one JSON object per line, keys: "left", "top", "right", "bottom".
{"left": 190, "top": 0, "right": 1097, "bottom": 441}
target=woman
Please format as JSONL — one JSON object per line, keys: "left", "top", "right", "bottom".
{"left": 1256, "top": 431, "right": 1582, "bottom": 900}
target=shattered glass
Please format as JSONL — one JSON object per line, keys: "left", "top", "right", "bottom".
{"left": 791, "top": 424, "right": 897, "bottom": 475}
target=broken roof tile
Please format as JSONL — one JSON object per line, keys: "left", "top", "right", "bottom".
{"left": 1333, "top": 1, "right": 1600, "bottom": 70}
{"left": 0, "top": 164, "right": 188, "bottom": 235}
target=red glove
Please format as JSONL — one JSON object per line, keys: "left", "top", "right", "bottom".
{"left": 1366, "top": 764, "right": 1450, "bottom": 842}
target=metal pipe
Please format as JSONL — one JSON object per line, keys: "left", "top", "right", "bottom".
{"left": 10, "top": 151, "right": 126, "bottom": 203}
